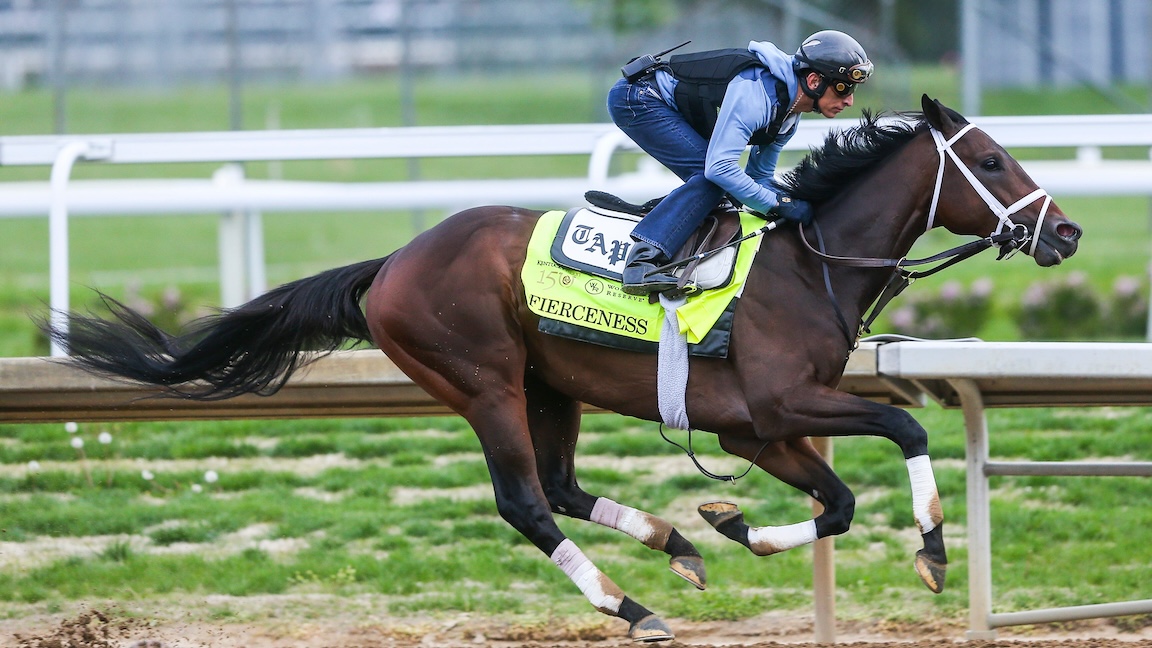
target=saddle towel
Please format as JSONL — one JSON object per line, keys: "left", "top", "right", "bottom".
{"left": 522, "top": 209, "right": 765, "bottom": 358}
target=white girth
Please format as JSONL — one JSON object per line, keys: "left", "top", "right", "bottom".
{"left": 926, "top": 123, "right": 1052, "bottom": 256}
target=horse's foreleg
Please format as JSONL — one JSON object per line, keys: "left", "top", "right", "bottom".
{"left": 735, "top": 390, "right": 948, "bottom": 592}
{"left": 906, "top": 454, "right": 946, "bottom": 593}
{"left": 700, "top": 437, "right": 853, "bottom": 556}
{"left": 524, "top": 377, "right": 706, "bottom": 590}
{"left": 865, "top": 404, "right": 947, "bottom": 593}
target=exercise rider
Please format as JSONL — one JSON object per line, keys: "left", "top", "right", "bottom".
{"left": 606, "top": 30, "right": 874, "bottom": 295}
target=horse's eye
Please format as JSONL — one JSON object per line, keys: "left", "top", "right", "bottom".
{"left": 981, "top": 157, "right": 1002, "bottom": 171}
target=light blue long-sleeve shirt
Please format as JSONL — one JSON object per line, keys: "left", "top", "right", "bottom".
{"left": 653, "top": 41, "right": 801, "bottom": 214}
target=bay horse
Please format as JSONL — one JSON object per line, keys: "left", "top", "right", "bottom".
{"left": 46, "top": 96, "right": 1081, "bottom": 642}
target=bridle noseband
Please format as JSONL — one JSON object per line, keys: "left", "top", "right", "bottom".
{"left": 927, "top": 123, "right": 1052, "bottom": 257}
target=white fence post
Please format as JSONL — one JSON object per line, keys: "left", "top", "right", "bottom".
{"left": 212, "top": 163, "right": 263, "bottom": 307}
{"left": 47, "top": 142, "right": 88, "bottom": 356}
{"left": 245, "top": 207, "right": 267, "bottom": 299}
{"left": 48, "top": 140, "right": 112, "bottom": 355}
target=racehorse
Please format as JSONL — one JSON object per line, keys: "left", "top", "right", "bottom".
{"left": 45, "top": 96, "right": 1081, "bottom": 642}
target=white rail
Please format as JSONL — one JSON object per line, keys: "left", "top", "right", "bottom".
{"left": 2, "top": 115, "right": 1152, "bottom": 322}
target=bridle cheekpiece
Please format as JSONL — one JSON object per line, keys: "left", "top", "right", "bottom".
{"left": 926, "top": 123, "right": 1052, "bottom": 257}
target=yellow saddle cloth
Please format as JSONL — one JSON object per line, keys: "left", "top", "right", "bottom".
{"left": 522, "top": 209, "right": 764, "bottom": 358}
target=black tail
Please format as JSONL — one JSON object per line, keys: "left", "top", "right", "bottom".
{"left": 42, "top": 256, "right": 390, "bottom": 400}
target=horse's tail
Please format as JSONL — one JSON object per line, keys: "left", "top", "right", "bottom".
{"left": 42, "top": 255, "right": 390, "bottom": 400}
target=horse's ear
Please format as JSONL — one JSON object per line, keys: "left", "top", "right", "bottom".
{"left": 921, "top": 94, "right": 959, "bottom": 134}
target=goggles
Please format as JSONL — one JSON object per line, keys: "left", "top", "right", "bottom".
{"left": 846, "top": 61, "right": 874, "bottom": 82}
{"left": 829, "top": 80, "right": 857, "bottom": 97}
{"left": 826, "top": 60, "right": 873, "bottom": 96}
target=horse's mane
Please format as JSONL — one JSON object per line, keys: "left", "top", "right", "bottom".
{"left": 778, "top": 108, "right": 966, "bottom": 204}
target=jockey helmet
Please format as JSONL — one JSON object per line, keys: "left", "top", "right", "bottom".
{"left": 793, "top": 30, "right": 874, "bottom": 98}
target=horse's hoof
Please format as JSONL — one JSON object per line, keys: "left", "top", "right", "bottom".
{"left": 628, "top": 614, "right": 674, "bottom": 643}
{"left": 698, "top": 501, "right": 753, "bottom": 548}
{"left": 698, "top": 501, "right": 743, "bottom": 528}
{"left": 915, "top": 549, "right": 947, "bottom": 593}
{"left": 669, "top": 554, "right": 706, "bottom": 590}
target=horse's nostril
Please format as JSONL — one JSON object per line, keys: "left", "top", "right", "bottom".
{"left": 1056, "top": 222, "right": 1081, "bottom": 241}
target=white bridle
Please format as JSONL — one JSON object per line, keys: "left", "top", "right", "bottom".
{"left": 926, "top": 123, "right": 1052, "bottom": 257}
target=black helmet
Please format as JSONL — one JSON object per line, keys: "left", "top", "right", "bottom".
{"left": 793, "top": 30, "right": 874, "bottom": 86}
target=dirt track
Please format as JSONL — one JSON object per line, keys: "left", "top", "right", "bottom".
{"left": 6, "top": 605, "right": 1152, "bottom": 648}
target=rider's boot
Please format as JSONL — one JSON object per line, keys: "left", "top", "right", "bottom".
{"left": 622, "top": 241, "right": 679, "bottom": 295}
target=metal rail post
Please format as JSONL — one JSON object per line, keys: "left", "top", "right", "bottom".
{"left": 213, "top": 163, "right": 266, "bottom": 306}
{"left": 950, "top": 379, "right": 997, "bottom": 639}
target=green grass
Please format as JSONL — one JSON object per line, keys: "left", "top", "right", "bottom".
{"left": 1, "top": 70, "right": 1152, "bottom": 629}
{"left": 1, "top": 408, "right": 1150, "bottom": 627}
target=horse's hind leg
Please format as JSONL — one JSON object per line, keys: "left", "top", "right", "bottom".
{"left": 386, "top": 361, "right": 674, "bottom": 640}
{"left": 524, "top": 375, "right": 707, "bottom": 590}
{"left": 472, "top": 395, "right": 681, "bottom": 641}
{"left": 368, "top": 302, "right": 674, "bottom": 638}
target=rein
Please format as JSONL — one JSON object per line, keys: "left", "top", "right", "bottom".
{"left": 800, "top": 220, "right": 1027, "bottom": 340}
{"left": 649, "top": 216, "right": 786, "bottom": 277}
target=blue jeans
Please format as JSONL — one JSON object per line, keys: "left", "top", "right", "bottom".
{"left": 606, "top": 77, "right": 726, "bottom": 257}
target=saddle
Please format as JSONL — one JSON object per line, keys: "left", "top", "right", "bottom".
{"left": 582, "top": 191, "right": 745, "bottom": 297}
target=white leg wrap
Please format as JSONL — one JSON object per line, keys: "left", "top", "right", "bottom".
{"left": 747, "top": 519, "right": 817, "bottom": 556}
{"left": 550, "top": 539, "right": 624, "bottom": 614}
{"left": 907, "top": 454, "right": 943, "bottom": 533}
{"left": 590, "top": 497, "right": 672, "bottom": 550}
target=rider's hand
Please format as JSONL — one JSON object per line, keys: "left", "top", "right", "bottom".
{"left": 773, "top": 194, "right": 813, "bottom": 225}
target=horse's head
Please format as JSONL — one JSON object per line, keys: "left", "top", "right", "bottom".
{"left": 920, "top": 95, "right": 1082, "bottom": 266}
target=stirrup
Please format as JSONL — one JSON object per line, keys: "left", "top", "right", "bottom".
{"left": 661, "top": 283, "right": 702, "bottom": 300}
{"left": 622, "top": 276, "right": 679, "bottom": 296}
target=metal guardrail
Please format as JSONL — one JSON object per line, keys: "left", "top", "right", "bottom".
{"left": 0, "top": 349, "right": 446, "bottom": 422}
{"left": 877, "top": 341, "right": 1152, "bottom": 638}
{"left": 0, "top": 342, "right": 920, "bottom": 423}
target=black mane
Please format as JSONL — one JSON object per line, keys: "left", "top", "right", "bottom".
{"left": 778, "top": 110, "right": 946, "bottom": 203}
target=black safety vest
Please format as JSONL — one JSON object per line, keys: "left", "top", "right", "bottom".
{"left": 667, "top": 49, "right": 791, "bottom": 146}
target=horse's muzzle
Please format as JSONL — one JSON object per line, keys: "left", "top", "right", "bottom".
{"left": 1033, "top": 218, "right": 1082, "bottom": 267}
